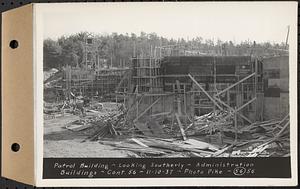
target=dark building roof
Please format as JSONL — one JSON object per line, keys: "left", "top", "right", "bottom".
{"left": 161, "top": 56, "right": 252, "bottom": 66}
{"left": 161, "top": 56, "right": 254, "bottom": 76}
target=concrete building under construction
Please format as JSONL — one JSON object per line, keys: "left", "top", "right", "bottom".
{"left": 45, "top": 35, "right": 288, "bottom": 125}
{"left": 43, "top": 43, "right": 290, "bottom": 158}
{"left": 61, "top": 36, "right": 130, "bottom": 100}
{"left": 120, "top": 55, "right": 288, "bottom": 124}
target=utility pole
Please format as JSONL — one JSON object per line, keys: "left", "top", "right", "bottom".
{"left": 285, "top": 25, "right": 290, "bottom": 49}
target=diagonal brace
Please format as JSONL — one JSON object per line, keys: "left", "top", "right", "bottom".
{"left": 188, "top": 74, "right": 222, "bottom": 110}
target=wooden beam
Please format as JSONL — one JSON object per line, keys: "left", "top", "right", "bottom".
{"left": 175, "top": 113, "right": 187, "bottom": 141}
{"left": 214, "top": 96, "right": 252, "bottom": 124}
{"left": 215, "top": 72, "right": 256, "bottom": 96}
{"left": 254, "top": 59, "right": 258, "bottom": 120}
{"left": 131, "top": 138, "right": 149, "bottom": 147}
{"left": 188, "top": 74, "right": 223, "bottom": 110}
{"left": 184, "top": 85, "right": 187, "bottom": 115}
{"left": 276, "top": 121, "right": 290, "bottom": 137}
{"left": 236, "top": 97, "right": 257, "bottom": 112}
{"left": 116, "top": 92, "right": 175, "bottom": 96}
{"left": 150, "top": 111, "right": 171, "bottom": 117}
{"left": 115, "top": 70, "right": 130, "bottom": 92}
{"left": 234, "top": 107, "right": 238, "bottom": 143}
{"left": 220, "top": 97, "right": 257, "bottom": 122}
{"left": 176, "top": 80, "right": 182, "bottom": 115}
{"left": 273, "top": 114, "right": 290, "bottom": 130}
{"left": 137, "top": 94, "right": 144, "bottom": 105}
{"left": 133, "top": 97, "right": 161, "bottom": 123}
{"left": 135, "top": 86, "right": 139, "bottom": 119}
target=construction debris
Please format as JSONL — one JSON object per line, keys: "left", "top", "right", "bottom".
{"left": 60, "top": 98, "right": 289, "bottom": 158}
{"left": 43, "top": 35, "right": 290, "bottom": 159}
{"left": 43, "top": 52, "right": 291, "bottom": 158}
{"left": 185, "top": 110, "right": 233, "bottom": 136}
{"left": 44, "top": 82, "right": 290, "bottom": 158}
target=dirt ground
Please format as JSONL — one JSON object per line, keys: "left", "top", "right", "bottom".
{"left": 44, "top": 114, "right": 128, "bottom": 158}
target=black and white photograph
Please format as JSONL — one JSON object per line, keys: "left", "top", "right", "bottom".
{"left": 34, "top": 2, "right": 297, "bottom": 185}
{"left": 43, "top": 2, "right": 293, "bottom": 159}
{"left": 35, "top": 2, "right": 297, "bottom": 186}
{"left": 0, "top": 1, "right": 297, "bottom": 187}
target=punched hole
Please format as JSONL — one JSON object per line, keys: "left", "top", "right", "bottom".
{"left": 9, "top": 40, "right": 19, "bottom": 49}
{"left": 11, "top": 143, "right": 20, "bottom": 152}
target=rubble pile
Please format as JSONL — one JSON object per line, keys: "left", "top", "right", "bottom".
{"left": 45, "top": 96, "right": 290, "bottom": 158}
{"left": 95, "top": 112, "right": 289, "bottom": 158}
{"left": 185, "top": 110, "right": 234, "bottom": 136}
{"left": 82, "top": 108, "right": 290, "bottom": 157}
{"left": 99, "top": 138, "right": 220, "bottom": 158}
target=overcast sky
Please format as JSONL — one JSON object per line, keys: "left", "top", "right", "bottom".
{"left": 41, "top": 2, "right": 296, "bottom": 44}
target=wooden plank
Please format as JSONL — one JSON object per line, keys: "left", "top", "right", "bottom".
{"left": 184, "top": 85, "right": 187, "bottom": 114}
{"left": 66, "top": 123, "right": 92, "bottom": 131}
{"left": 188, "top": 74, "right": 222, "bottom": 110}
{"left": 234, "top": 107, "right": 238, "bottom": 143}
{"left": 175, "top": 113, "right": 187, "bottom": 140}
{"left": 130, "top": 138, "right": 149, "bottom": 148}
{"left": 254, "top": 59, "right": 258, "bottom": 121}
{"left": 183, "top": 139, "right": 219, "bottom": 151}
{"left": 176, "top": 80, "right": 182, "bottom": 115}
{"left": 215, "top": 72, "right": 256, "bottom": 96}
{"left": 184, "top": 122, "right": 194, "bottom": 132}
{"left": 276, "top": 121, "right": 290, "bottom": 137}
{"left": 150, "top": 111, "right": 171, "bottom": 117}
{"left": 116, "top": 92, "right": 175, "bottom": 96}
{"left": 214, "top": 97, "right": 256, "bottom": 124}
{"left": 236, "top": 97, "right": 257, "bottom": 112}
{"left": 115, "top": 70, "right": 130, "bottom": 92}
{"left": 280, "top": 114, "right": 290, "bottom": 124}
{"left": 134, "top": 97, "right": 161, "bottom": 122}
{"left": 186, "top": 149, "right": 215, "bottom": 155}
{"left": 214, "top": 96, "right": 252, "bottom": 124}
{"left": 135, "top": 86, "right": 139, "bottom": 119}
{"left": 273, "top": 114, "right": 289, "bottom": 130}
{"left": 213, "top": 145, "right": 233, "bottom": 157}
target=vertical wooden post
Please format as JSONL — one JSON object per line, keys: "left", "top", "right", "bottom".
{"left": 176, "top": 80, "right": 182, "bottom": 115}
{"left": 254, "top": 59, "right": 258, "bottom": 121}
{"left": 220, "top": 126, "right": 224, "bottom": 145}
{"left": 234, "top": 107, "right": 238, "bottom": 144}
{"left": 149, "top": 49, "right": 152, "bottom": 92}
{"left": 135, "top": 86, "right": 139, "bottom": 119}
{"left": 236, "top": 75, "right": 239, "bottom": 108}
{"left": 175, "top": 113, "right": 187, "bottom": 141}
{"left": 227, "top": 89, "right": 230, "bottom": 106}
{"left": 213, "top": 57, "right": 217, "bottom": 112}
{"left": 171, "top": 111, "right": 174, "bottom": 132}
{"left": 149, "top": 55, "right": 153, "bottom": 116}
{"left": 285, "top": 25, "right": 290, "bottom": 49}
{"left": 184, "top": 84, "right": 187, "bottom": 125}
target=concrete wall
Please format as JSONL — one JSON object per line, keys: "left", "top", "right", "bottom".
{"left": 127, "top": 92, "right": 196, "bottom": 122}
{"left": 263, "top": 55, "right": 289, "bottom": 120}
{"left": 128, "top": 56, "right": 289, "bottom": 122}
{"left": 264, "top": 97, "right": 281, "bottom": 120}
{"left": 264, "top": 93, "right": 289, "bottom": 120}
{"left": 280, "top": 93, "right": 289, "bottom": 118}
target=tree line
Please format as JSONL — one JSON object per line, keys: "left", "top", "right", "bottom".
{"left": 44, "top": 31, "right": 288, "bottom": 70}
